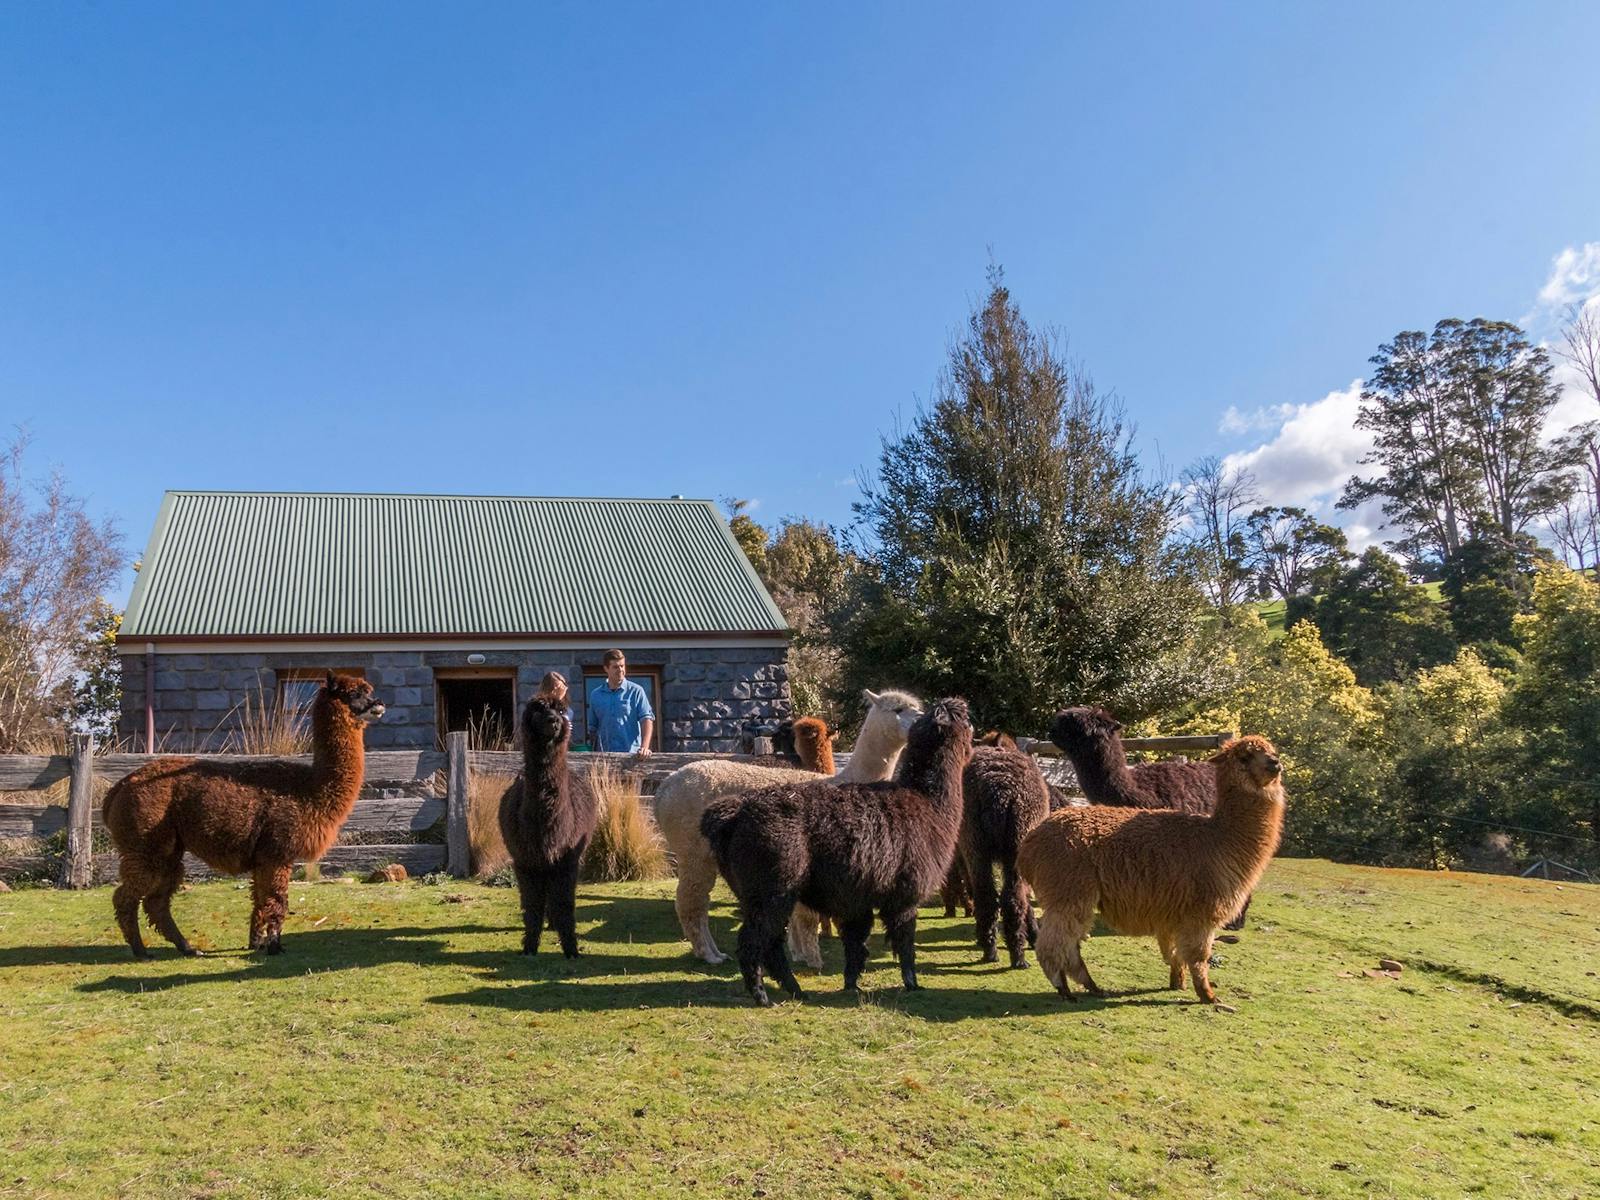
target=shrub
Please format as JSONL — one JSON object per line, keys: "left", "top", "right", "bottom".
{"left": 467, "top": 771, "right": 515, "bottom": 879}
{"left": 582, "top": 761, "right": 668, "bottom": 883}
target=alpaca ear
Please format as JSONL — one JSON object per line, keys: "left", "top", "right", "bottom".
{"left": 863, "top": 689, "right": 879, "bottom": 705}
{"left": 325, "top": 669, "right": 337, "bottom": 689}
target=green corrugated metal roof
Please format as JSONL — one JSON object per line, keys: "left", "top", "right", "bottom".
{"left": 121, "top": 492, "right": 789, "bottom": 639}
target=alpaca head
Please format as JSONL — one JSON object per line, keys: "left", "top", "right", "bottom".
{"left": 791, "top": 716, "right": 833, "bottom": 764}
{"left": 520, "top": 696, "right": 570, "bottom": 751}
{"left": 1210, "top": 735, "right": 1284, "bottom": 793}
{"left": 768, "top": 718, "right": 797, "bottom": 759}
{"left": 976, "top": 730, "right": 1019, "bottom": 751}
{"left": 1049, "top": 706, "right": 1122, "bottom": 756}
{"left": 903, "top": 696, "right": 972, "bottom": 766}
{"left": 322, "top": 671, "right": 385, "bottom": 725}
{"left": 861, "top": 688, "right": 924, "bottom": 744}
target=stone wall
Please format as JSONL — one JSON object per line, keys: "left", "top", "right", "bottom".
{"left": 117, "top": 644, "right": 791, "bottom": 753}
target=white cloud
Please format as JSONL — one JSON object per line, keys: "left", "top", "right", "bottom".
{"left": 1222, "top": 381, "right": 1372, "bottom": 507}
{"left": 1218, "top": 402, "right": 1296, "bottom": 435}
{"left": 1537, "top": 242, "right": 1600, "bottom": 311}
{"left": 1222, "top": 382, "right": 1392, "bottom": 551}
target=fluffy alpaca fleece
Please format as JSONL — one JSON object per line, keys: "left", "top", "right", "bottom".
{"left": 499, "top": 697, "right": 599, "bottom": 957}
{"left": 701, "top": 697, "right": 972, "bottom": 1006}
{"left": 103, "top": 672, "right": 385, "bottom": 957}
{"left": 655, "top": 692, "right": 921, "bottom": 967}
{"left": 1050, "top": 706, "right": 1251, "bottom": 930}
{"left": 1017, "top": 735, "right": 1285, "bottom": 1004}
{"left": 784, "top": 690, "right": 923, "bottom": 968}
{"left": 960, "top": 745, "right": 1051, "bottom": 967}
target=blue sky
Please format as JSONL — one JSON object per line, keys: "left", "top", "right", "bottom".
{"left": 4, "top": 3, "right": 1600, "bottom": 604}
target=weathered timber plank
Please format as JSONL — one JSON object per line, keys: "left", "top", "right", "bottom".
{"left": 172, "top": 843, "right": 447, "bottom": 882}
{"left": 0, "top": 805, "right": 66, "bottom": 838}
{"left": 0, "top": 756, "right": 71, "bottom": 791}
{"left": 341, "top": 796, "right": 445, "bottom": 833}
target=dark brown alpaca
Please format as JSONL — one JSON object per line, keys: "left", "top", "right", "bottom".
{"left": 701, "top": 698, "right": 973, "bottom": 1006}
{"left": 103, "top": 672, "right": 385, "bottom": 957}
{"left": 499, "top": 696, "right": 598, "bottom": 958}
{"left": 960, "top": 745, "right": 1051, "bottom": 968}
{"left": 1050, "top": 706, "right": 1251, "bottom": 930}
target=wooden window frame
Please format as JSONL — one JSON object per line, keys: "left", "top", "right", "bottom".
{"left": 275, "top": 667, "right": 365, "bottom": 713}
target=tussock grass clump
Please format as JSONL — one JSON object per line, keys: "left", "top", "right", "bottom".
{"left": 467, "top": 772, "right": 516, "bottom": 879}
{"left": 222, "top": 686, "right": 313, "bottom": 756}
{"left": 582, "top": 761, "right": 668, "bottom": 883}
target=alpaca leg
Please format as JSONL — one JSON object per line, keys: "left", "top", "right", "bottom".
{"left": 762, "top": 902, "right": 806, "bottom": 1000}
{"left": 1223, "top": 893, "right": 1252, "bottom": 932}
{"left": 1062, "top": 937, "right": 1103, "bottom": 997}
{"left": 514, "top": 864, "right": 550, "bottom": 955}
{"left": 941, "top": 859, "right": 969, "bottom": 918}
{"left": 112, "top": 876, "right": 150, "bottom": 960}
{"left": 1034, "top": 910, "right": 1072, "bottom": 998}
{"left": 998, "top": 862, "right": 1030, "bottom": 969}
{"left": 1181, "top": 931, "right": 1217, "bottom": 1003}
{"left": 786, "top": 904, "right": 824, "bottom": 971}
{"left": 839, "top": 915, "right": 873, "bottom": 992}
{"left": 143, "top": 863, "right": 197, "bottom": 956}
{"left": 1158, "top": 933, "right": 1185, "bottom": 990}
{"left": 882, "top": 906, "right": 921, "bottom": 991}
{"left": 736, "top": 901, "right": 779, "bottom": 1007}
{"left": 259, "top": 864, "right": 291, "bottom": 954}
{"left": 675, "top": 849, "right": 726, "bottom": 963}
{"left": 249, "top": 864, "right": 290, "bottom": 953}
{"left": 545, "top": 849, "right": 584, "bottom": 959}
{"left": 965, "top": 850, "right": 1000, "bottom": 963}
{"left": 1023, "top": 886, "right": 1039, "bottom": 949}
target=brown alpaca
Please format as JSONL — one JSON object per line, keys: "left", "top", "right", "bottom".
{"left": 103, "top": 673, "right": 385, "bottom": 957}
{"left": 499, "top": 697, "right": 599, "bottom": 958}
{"left": 1017, "top": 736, "right": 1284, "bottom": 1004}
{"left": 960, "top": 745, "right": 1051, "bottom": 967}
{"left": 1049, "top": 706, "right": 1252, "bottom": 930}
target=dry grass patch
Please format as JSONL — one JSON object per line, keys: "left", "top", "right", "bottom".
{"left": 583, "top": 760, "right": 668, "bottom": 883}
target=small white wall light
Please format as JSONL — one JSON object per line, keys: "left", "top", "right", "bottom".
{"left": 466, "top": 653, "right": 487, "bottom": 665}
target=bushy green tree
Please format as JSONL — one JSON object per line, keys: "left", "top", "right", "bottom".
{"left": 1340, "top": 318, "right": 1576, "bottom": 570}
{"left": 1312, "top": 548, "right": 1457, "bottom": 686}
{"left": 1243, "top": 505, "right": 1350, "bottom": 602}
{"left": 1501, "top": 567, "right": 1600, "bottom": 852}
{"left": 70, "top": 602, "right": 122, "bottom": 742}
{"left": 835, "top": 269, "right": 1216, "bottom": 732}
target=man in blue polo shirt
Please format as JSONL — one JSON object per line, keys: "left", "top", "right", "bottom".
{"left": 588, "top": 649, "right": 655, "bottom": 755}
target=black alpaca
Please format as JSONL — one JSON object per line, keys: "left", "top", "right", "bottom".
{"left": 1050, "top": 706, "right": 1250, "bottom": 931}
{"left": 702, "top": 697, "right": 973, "bottom": 1006}
{"left": 960, "top": 745, "right": 1050, "bottom": 968}
{"left": 498, "top": 697, "right": 598, "bottom": 957}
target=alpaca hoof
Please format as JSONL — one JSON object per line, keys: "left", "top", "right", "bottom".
{"left": 180, "top": 946, "right": 201, "bottom": 958}
{"left": 265, "top": 939, "right": 283, "bottom": 956}
{"left": 1056, "top": 985, "right": 1075, "bottom": 1001}
{"left": 131, "top": 948, "right": 152, "bottom": 961}
{"left": 751, "top": 989, "right": 773, "bottom": 1008}
{"left": 980, "top": 948, "right": 999, "bottom": 964}
{"left": 563, "top": 949, "right": 581, "bottom": 960}
{"left": 1010, "top": 957, "right": 1029, "bottom": 970}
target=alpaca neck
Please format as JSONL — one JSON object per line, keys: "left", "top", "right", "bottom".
{"left": 840, "top": 721, "right": 902, "bottom": 783}
{"left": 895, "top": 735, "right": 964, "bottom": 813}
{"left": 308, "top": 701, "right": 366, "bottom": 812}
{"left": 807, "top": 737, "right": 836, "bottom": 775}
{"left": 1200, "top": 779, "right": 1285, "bottom": 893}
{"left": 1065, "top": 735, "right": 1142, "bottom": 805}
{"left": 522, "top": 738, "right": 569, "bottom": 808}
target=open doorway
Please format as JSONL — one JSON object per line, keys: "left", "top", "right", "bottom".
{"left": 435, "top": 671, "right": 516, "bottom": 749}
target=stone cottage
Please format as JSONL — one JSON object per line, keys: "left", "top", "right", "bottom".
{"left": 116, "top": 491, "right": 792, "bottom": 752}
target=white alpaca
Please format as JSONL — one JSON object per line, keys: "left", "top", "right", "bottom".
{"left": 653, "top": 689, "right": 923, "bottom": 965}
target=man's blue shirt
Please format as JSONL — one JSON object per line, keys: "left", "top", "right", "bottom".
{"left": 588, "top": 679, "right": 654, "bottom": 752}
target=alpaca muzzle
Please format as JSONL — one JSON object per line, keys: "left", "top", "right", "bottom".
{"left": 361, "top": 703, "right": 386, "bottom": 722}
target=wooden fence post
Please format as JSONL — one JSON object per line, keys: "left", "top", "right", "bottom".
{"left": 61, "top": 733, "right": 95, "bottom": 889}
{"left": 446, "top": 731, "right": 470, "bottom": 878}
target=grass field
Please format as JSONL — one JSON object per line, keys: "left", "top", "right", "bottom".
{"left": 2, "top": 860, "right": 1597, "bottom": 1199}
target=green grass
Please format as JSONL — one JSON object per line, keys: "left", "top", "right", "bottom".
{"left": 2, "top": 861, "right": 1598, "bottom": 1198}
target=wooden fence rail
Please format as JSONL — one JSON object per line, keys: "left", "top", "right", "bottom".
{"left": 0, "top": 730, "right": 1231, "bottom": 886}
